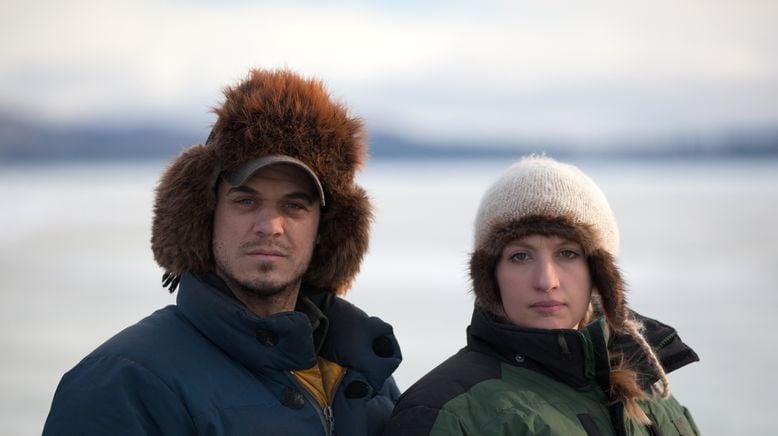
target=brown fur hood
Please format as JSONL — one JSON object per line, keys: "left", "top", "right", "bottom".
{"left": 151, "top": 69, "right": 372, "bottom": 294}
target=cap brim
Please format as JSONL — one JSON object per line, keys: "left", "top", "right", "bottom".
{"left": 222, "top": 155, "right": 326, "bottom": 206}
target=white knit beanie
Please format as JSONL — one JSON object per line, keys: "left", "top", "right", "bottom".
{"left": 474, "top": 155, "right": 619, "bottom": 257}
{"left": 469, "top": 154, "right": 628, "bottom": 328}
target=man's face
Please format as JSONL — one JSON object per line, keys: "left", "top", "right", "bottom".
{"left": 212, "top": 163, "right": 321, "bottom": 299}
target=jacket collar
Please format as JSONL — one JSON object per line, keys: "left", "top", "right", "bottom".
{"left": 611, "top": 312, "right": 700, "bottom": 389}
{"left": 196, "top": 272, "right": 330, "bottom": 354}
{"left": 304, "top": 287, "right": 403, "bottom": 392}
{"left": 177, "top": 273, "right": 319, "bottom": 373}
{"left": 467, "top": 307, "right": 699, "bottom": 390}
{"left": 467, "top": 308, "right": 599, "bottom": 388}
{"left": 176, "top": 273, "right": 402, "bottom": 392}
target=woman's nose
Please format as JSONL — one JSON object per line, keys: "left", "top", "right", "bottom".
{"left": 533, "top": 257, "right": 560, "bottom": 292}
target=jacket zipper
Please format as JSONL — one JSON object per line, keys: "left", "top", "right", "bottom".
{"left": 323, "top": 405, "right": 335, "bottom": 435}
{"left": 286, "top": 368, "right": 347, "bottom": 436}
{"left": 286, "top": 373, "right": 332, "bottom": 435}
{"left": 324, "top": 368, "right": 347, "bottom": 436}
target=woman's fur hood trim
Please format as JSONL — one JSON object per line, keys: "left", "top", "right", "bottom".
{"left": 469, "top": 215, "right": 628, "bottom": 329}
{"left": 151, "top": 69, "right": 371, "bottom": 294}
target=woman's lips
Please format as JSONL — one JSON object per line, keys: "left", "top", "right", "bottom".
{"left": 530, "top": 301, "right": 565, "bottom": 314}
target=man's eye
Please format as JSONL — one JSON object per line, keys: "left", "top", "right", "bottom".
{"left": 285, "top": 202, "right": 305, "bottom": 210}
{"left": 509, "top": 252, "right": 530, "bottom": 262}
{"left": 235, "top": 198, "right": 255, "bottom": 206}
{"left": 559, "top": 249, "right": 580, "bottom": 259}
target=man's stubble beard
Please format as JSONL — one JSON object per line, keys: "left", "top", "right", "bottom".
{"left": 217, "top": 258, "right": 304, "bottom": 299}
{"left": 213, "top": 240, "right": 312, "bottom": 301}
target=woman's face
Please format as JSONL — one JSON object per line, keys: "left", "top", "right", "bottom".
{"left": 496, "top": 234, "right": 592, "bottom": 330}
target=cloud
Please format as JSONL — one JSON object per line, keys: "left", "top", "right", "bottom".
{"left": 1, "top": 0, "right": 777, "bottom": 141}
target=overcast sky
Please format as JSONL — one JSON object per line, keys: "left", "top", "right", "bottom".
{"left": 2, "top": 0, "right": 777, "bottom": 144}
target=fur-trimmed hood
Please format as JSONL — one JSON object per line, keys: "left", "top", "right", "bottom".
{"left": 151, "top": 69, "right": 372, "bottom": 294}
{"left": 469, "top": 216, "right": 627, "bottom": 329}
{"left": 468, "top": 156, "right": 628, "bottom": 330}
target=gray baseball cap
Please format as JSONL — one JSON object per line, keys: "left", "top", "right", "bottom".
{"left": 221, "top": 155, "right": 326, "bottom": 206}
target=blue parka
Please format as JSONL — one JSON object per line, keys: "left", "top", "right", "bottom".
{"left": 43, "top": 273, "right": 402, "bottom": 435}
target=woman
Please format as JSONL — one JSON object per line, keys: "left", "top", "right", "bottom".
{"left": 385, "top": 155, "right": 700, "bottom": 435}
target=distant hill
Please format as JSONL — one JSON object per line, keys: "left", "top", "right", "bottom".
{"left": 1, "top": 115, "right": 777, "bottom": 162}
{"left": 0, "top": 116, "right": 203, "bottom": 161}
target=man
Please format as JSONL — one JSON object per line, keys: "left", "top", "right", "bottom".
{"left": 43, "top": 69, "right": 402, "bottom": 435}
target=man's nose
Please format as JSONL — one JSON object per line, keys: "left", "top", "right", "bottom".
{"left": 252, "top": 207, "right": 284, "bottom": 237}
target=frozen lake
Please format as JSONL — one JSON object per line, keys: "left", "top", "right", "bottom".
{"left": 1, "top": 158, "right": 777, "bottom": 435}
